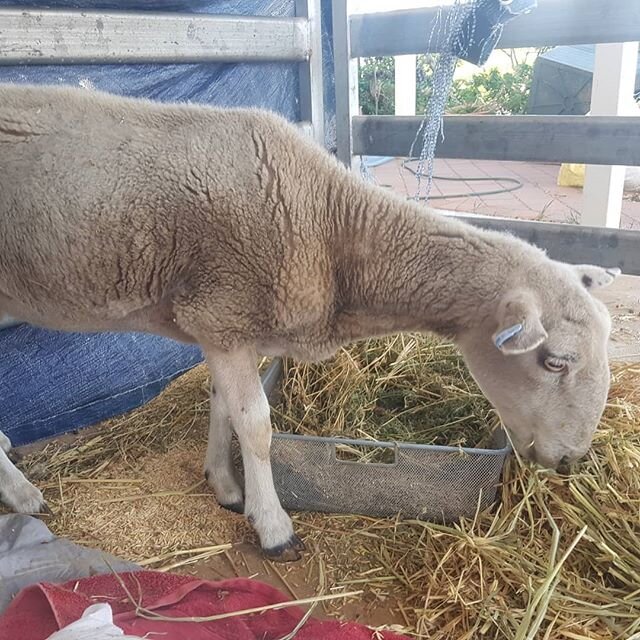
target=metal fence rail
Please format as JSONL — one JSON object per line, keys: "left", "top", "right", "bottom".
{"left": 352, "top": 115, "right": 640, "bottom": 165}
{"left": 0, "top": 9, "right": 310, "bottom": 65}
{"left": 335, "top": 0, "right": 640, "bottom": 168}
{"left": 332, "top": 0, "right": 640, "bottom": 269}
{"left": 0, "top": 2, "right": 325, "bottom": 144}
{"left": 350, "top": 0, "right": 640, "bottom": 58}
{"left": 445, "top": 213, "right": 640, "bottom": 275}
{"left": 1, "top": 1, "right": 639, "bottom": 268}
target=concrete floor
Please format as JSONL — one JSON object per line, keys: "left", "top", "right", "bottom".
{"left": 596, "top": 275, "right": 640, "bottom": 361}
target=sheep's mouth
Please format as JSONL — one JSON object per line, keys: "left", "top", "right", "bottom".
{"left": 506, "top": 431, "right": 536, "bottom": 463}
{"left": 556, "top": 456, "right": 571, "bottom": 474}
{"left": 514, "top": 442, "right": 577, "bottom": 473}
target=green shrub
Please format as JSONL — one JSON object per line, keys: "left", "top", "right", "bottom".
{"left": 358, "top": 56, "right": 395, "bottom": 116}
{"left": 447, "top": 63, "right": 534, "bottom": 114}
{"left": 358, "top": 54, "right": 534, "bottom": 116}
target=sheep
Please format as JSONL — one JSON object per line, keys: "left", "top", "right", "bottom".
{"left": 0, "top": 83, "right": 618, "bottom": 561}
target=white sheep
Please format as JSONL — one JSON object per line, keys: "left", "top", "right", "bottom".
{"left": 0, "top": 84, "right": 618, "bottom": 561}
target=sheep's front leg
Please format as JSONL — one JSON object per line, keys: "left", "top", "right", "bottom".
{"left": 204, "top": 382, "right": 244, "bottom": 513}
{"left": 206, "top": 348, "right": 304, "bottom": 562}
{"left": 0, "top": 430, "right": 45, "bottom": 514}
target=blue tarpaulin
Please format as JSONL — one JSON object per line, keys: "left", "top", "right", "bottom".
{"left": 0, "top": 326, "right": 204, "bottom": 447}
{"left": 0, "top": 0, "right": 335, "bottom": 446}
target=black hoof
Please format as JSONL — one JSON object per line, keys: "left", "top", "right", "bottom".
{"left": 263, "top": 534, "right": 305, "bottom": 563}
{"left": 220, "top": 501, "right": 244, "bottom": 515}
{"left": 291, "top": 534, "right": 306, "bottom": 552}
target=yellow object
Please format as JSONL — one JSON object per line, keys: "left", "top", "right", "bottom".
{"left": 557, "top": 162, "right": 586, "bottom": 187}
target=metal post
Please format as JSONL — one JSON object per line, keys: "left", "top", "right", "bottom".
{"left": 332, "top": 0, "right": 360, "bottom": 168}
{"left": 582, "top": 42, "right": 639, "bottom": 228}
{"left": 394, "top": 55, "right": 417, "bottom": 116}
{"left": 296, "top": 0, "right": 325, "bottom": 146}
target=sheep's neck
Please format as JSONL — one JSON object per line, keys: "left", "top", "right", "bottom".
{"left": 334, "top": 180, "right": 509, "bottom": 342}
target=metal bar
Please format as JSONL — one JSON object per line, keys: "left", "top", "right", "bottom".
{"left": 0, "top": 8, "right": 310, "bottom": 65}
{"left": 296, "top": 0, "right": 325, "bottom": 146}
{"left": 583, "top": 42, "right": 639, "bottom": 228}
{"left": 394, "top": 54, "right": 417, "bottom": 117}
{"left": 350, "top": 0, "right": 640, "bottom": 58}
{"left": 332, "top": 0, "right": 359, "bottom": 167}
{"left": 352, "top": 115, "right": 640, "bottom": 165}
{"left": 441, "top": 212, "right": 640, "bottom": 275}
{"left": 272, "top": 431, "right": 509, "bottom": 457}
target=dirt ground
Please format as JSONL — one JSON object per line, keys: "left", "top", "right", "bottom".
{"left": 176, "top": 537, "right": 405, "bottom": 629}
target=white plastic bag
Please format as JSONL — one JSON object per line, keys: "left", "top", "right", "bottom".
{"left": 0, "top": 515, "right": 139, "bottom": 615}
{"left": 46, "top": 603, "right": 144, "bottom": 640}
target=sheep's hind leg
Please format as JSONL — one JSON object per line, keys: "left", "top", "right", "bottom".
{"left": 0, "top": 431, "right": 46, "bottom": 514}
{"left": 204, "top": 380, "right": 244, "bottom": 513}
{"left": 206, "top": 347, "right": 304, "bottom": 562}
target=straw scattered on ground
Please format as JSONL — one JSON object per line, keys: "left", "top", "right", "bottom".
{"left": 12, "top": 335, "right": 640, "bottom": 640}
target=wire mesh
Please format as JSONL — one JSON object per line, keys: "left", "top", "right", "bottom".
{"left": 270, "top": 432, "right": 510, "bottom": 521}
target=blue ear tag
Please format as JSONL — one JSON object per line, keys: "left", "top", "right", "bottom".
{"left": 494, "top": 323, "right": 524, "bottom": 349}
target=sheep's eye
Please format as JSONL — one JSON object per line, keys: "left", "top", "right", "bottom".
{"left": 544, "top": 357, "right": 567, "bottom": 373}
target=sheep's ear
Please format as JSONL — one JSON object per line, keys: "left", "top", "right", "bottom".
{"left": 493, "top": 290, "right": 547, "bottom": 355}
{"left": 574, "top": 265, "right": 621, "bottom": 291}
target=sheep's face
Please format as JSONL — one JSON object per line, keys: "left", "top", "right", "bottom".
{"left": 457, "top": 263, "right": 618, "bottom": 470}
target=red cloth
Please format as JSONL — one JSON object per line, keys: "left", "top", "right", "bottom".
{"left": 0, "top": 571, "right": 408, "bottom": 640}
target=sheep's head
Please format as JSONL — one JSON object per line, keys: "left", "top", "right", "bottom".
{"left": 457, "top": 262, "right": 618, "bottom": 470}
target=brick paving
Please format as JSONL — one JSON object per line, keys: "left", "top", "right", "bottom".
{"left": 372, "top": 158, "right": 640, "bottom": 229}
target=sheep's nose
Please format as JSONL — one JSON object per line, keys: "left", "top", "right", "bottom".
{"left": 515, "top": 440, "right": 586, "bottom": 470}
{"left": 534, "top": 450, "right": 586, "bottom": 472}
{"left": 524, "top": 447, "right": 565, "bottom": 471}
{"left": 531, "top": 452, "right": 559, "bottom": 470}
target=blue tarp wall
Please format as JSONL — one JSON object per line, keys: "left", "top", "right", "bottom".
{"left": 0, "top": 0, "right": 336, "bottom": 446}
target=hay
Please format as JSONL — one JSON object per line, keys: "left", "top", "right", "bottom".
{"left": 17, "top": 370, "right": 248, "bottom": 569}
{"left": 273, "top": 335, "right": 500, "bottom": 449}
{"left": 36, "top": 445, "right": 247, "bottom": 569}
{"left": 12, "top": 336, "right": 640, "bottom": 639}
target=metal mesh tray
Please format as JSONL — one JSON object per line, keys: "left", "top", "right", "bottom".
{"left": 261, "top": 359, "right": 511, "bottom": 521}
